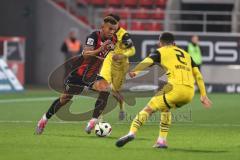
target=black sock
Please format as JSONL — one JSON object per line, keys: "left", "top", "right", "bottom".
{"left": 46, "top": 98, "right": 62, "bottom": 119}
{"left": 92, "top": 91, "right": 110, "bottom": 119}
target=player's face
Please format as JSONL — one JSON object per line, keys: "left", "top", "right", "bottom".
{"left": 159, "top": 41, "right": 163, "bottom": 47}
{"left": 102, "top": 22, "right": 117, "bottom": 39}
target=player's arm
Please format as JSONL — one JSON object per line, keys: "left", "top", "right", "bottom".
{"left": 83, "top": 42, "right": 112, "bottom": 57}
{"left": 82, "top": 32, "right": 112, "bottom": 57}
{"left": 191, "top": 58, "right": 212, "bottom": 108}
{"left": 129, "top": 50, "right": 160, "bottom": 78}
{"left": 82, "top": 32, "right": 98, "bottom": 57}
{"left": 112, "top": 33, "right": 135, "bottom": 61}
{"left": 122, "top": 33, "right": 135, "bottom": 57}
{"left": 83, "top": 46, "right": 101, "bottom": 57}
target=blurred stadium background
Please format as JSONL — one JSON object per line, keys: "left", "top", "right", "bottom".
{"left": 0, "top": 0, "right": 240, "bottom": 160}
{"left": 0, "top": 0, "right": 240, "bottom": 91}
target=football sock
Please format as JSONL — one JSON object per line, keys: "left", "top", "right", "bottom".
{"left": 129, "top": 110, "right": 150, "bottom": 134}
{"left": 92, "top": 91, "right": 110, "bottom": 119}
{"left": 113, "top": 92, "right": 124, "bottom": 111}
{"left": 45, "top": 98, "right": 62, "bottom": 119}
{"left": 119, "top": 100, "right": 124, "bottom": 111}
{"left": 159, "top": 111, "right": 172, "bottom": 140}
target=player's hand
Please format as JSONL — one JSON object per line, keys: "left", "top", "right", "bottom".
{"left": 200, "top": 95, "right": 212, "bottom": 108}
{"left": 112, "top": 54, "right": 125, "bottom": 61}
{"left": 128, "top": 72, "right": 136, "bottom": 78}
{"left": 100, "top": 40, "right": 114, "bottom": 52}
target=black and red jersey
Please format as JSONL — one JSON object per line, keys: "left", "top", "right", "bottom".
{"left": 74, "top": 30, "right": 117, "bottom": 82}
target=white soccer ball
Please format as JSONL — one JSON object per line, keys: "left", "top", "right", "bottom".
{"left": 94, "top": 122, "right": 112, "bottom": 137}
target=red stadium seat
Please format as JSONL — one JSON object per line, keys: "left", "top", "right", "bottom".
{"left": 119, "top": 20, "right": 128, "bottom": 29}
{"left": 151, "top": 8, "right": 165, "bottom": 19}
{"left": 83, "top": 0, "right": 91, "bottom": 4}
{"left": 131, "top": 21, "right": 144, "bottom": 30}
{"left": 90, "top": 0, "right": 106, "bottom": 6}
{"left": 76, "top": 0, "right": 87, "bottom": 5}
{"left": 123, "top": 0, "right": 138, "bottom": 7}
{"left": 104, "top": 7, "right": 115, "bottom": 16}
{"left": 133, "top": 8, "right": 148, "bottom": 19}
{"left": 119, "top": 8, "right": 131, "bottom": 19}
{"left": 145, "top": 22, "right": 163, "bottom": 31}
{"left": 139, "top": 0, "right": 154, "bottom": 8}
{"left": 108, "top": 0, "right": 122, "bottom": 7}
{"left": 56, "top": 1, "right": 66, "bottom": 9}
{"left": 155, "top": 0, "right": 167, "bottom": 8}
{"left": 77, "top": 16, "right": 89, "bottom": 25}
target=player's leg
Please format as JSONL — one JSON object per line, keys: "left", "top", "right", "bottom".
{"left": 112, "top": 90, "right": 125, "bottom": 120}
{"left": 111, "top": 64, "right": 128, "bottom": 120}
{"left": 85, "top": 78, "right": 111, "bottom": 134}
{"left": 153, "top": 108, "right": 171, "bottom": 149}
{"left": 98, "top": 52, "right": 113, "bottom": 122}
{"left": 115, "top": 105, "right": 155, "bottom": 147}
{"left": 46, "top": 94, "right": 73, "bottom": 119}
{"left": 35, "top": 93, "right": 73, "bottom": 135}
{"left": 112, "top": 82, "right": 125, "bottom": 121}
{"left": 116, "top": 90, "right": 169, "bottom": 148}
{"left": 153, "top": 85, "right": 194, "bottom": 148}
{"left": 36, "top": 75, "right": 84, "bottom": 135}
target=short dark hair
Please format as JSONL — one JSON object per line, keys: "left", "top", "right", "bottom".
{"left": 103, "top": 16, "right": 118, "bottom": 25}
{"left": 107, "top": 14, "right": 120, "bottom": 22}
{"left": 159, "top": 32, "right": 175, "bottom": 44}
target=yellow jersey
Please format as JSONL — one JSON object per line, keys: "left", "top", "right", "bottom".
{"left": 156, "top": 45, "right": 195, "bottom": 87}
{"left": 132, "top": 45, "right": 206, "bottom": 96}
{"left": 112, "top": 27, "right": 135, "bottom": 64}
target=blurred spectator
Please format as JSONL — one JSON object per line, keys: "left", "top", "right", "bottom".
{"left": 61, "top": 28, "right": 82, "bottom": 76}
{"left": 61, "top": 28, "right": 81, "bottom": 60}
{"left": 188, "top": 35, "right": 202, "bottom": 70}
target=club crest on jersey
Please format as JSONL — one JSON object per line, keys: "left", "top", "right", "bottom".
{"left": 87, "top": 38, "right": 94, "bottom": 46}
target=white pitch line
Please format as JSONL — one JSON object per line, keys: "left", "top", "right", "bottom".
{"left": 0, "top": 120, "right": 79, "bottom": 124}
{"left": 115, "top": 122, "right": 240, "bottom": 127}
{"left": 0, "top": 120, "right": 240, "bottom": 127}
{"left": 0, "top": 97, "right": 57, "bottom": 104}
{"left": 0, "top": 96, "right": 93, "bottom": 104}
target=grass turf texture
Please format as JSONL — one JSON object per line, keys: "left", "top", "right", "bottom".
{"left": 0, "top": 89, "right": 239, "bottom": 160}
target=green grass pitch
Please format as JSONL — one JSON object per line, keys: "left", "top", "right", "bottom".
{"left": 0, "top": 89, "right": 240, "bottom": 160}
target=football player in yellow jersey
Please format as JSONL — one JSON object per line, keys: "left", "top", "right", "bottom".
{"left": 100, "top": 14, "right": 136, "bottom": 120}
{"left": 116, "top": 32, "right": 212, "bottom": 148}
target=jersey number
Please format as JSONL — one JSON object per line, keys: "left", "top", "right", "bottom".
{"left": 175, "top": 49, "right": 187, "bottom": 65}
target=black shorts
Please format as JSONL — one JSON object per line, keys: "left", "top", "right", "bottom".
{"left": 64, "top": 74, "right": 104, "bottom": 95}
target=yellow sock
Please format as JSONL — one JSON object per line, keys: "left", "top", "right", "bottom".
{"left": 130, "top": 110, "right": 149, "bottom": 134}
{"left": 159, "top": 112, "right": 172, "bottom": 139}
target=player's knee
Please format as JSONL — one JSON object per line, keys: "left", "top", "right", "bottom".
{"left": 94, "top": 80, "right": 110, "bottom": 92}
{"left": 60, "top": 94, "right": 73, "bottom": 105}
{"left": 143, "top": 106, "right": 154, "bottom": 114}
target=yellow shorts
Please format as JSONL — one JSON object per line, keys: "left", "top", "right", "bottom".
{"left": 147, "top": 84, "right": 195, "bottom": 111}
{"left": 100, "top": 52, "right": 129, "bottom": 91}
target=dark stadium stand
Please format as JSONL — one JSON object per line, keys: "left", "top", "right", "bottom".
{"left": 180, "top": 1, "right": 234, "bottom": 32}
